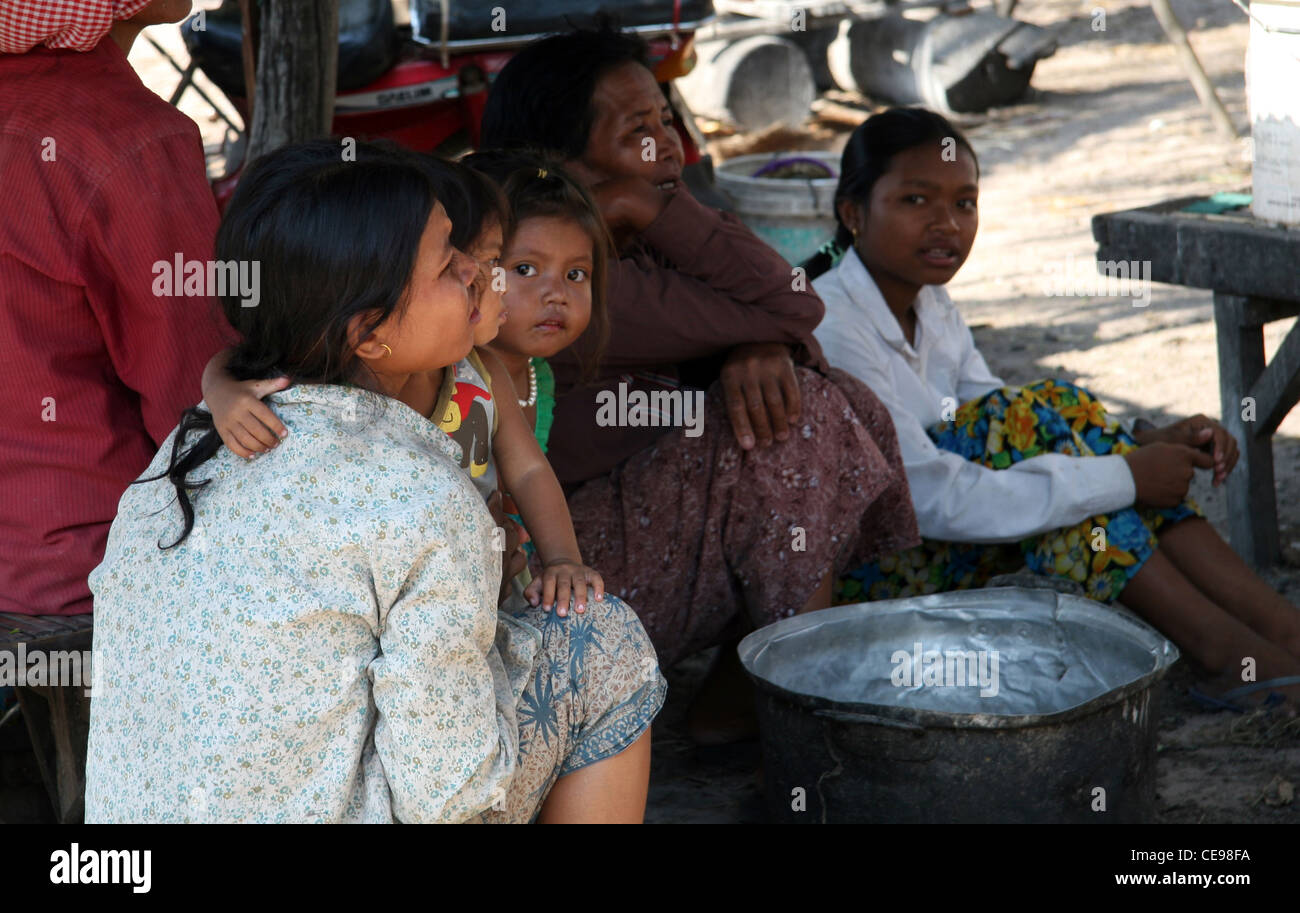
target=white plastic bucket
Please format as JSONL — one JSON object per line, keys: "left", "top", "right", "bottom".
{"left": 714, "top": 151, "right": 840, "bottom": 266}
{"left": 1247, "top": 0, "right": 1300, "bottom": 225}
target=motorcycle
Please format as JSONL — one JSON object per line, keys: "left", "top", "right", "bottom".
{"left": 181, "top": 0, "right": 717, "bottom": 207}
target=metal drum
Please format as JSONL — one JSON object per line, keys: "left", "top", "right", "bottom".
{"left": 739, "top": 587, "right": 1179, "bottom": 823}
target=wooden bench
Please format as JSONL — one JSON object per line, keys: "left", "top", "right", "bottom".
{"left": 0, "top": 612, "right": 94, "bottom": 823}
{"left": 1093, "top": 194, "right": 1300, "bottom": 568}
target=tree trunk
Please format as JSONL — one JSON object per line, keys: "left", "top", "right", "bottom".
{"left": 245, "top": 0, "right": 339, "bottom": 165}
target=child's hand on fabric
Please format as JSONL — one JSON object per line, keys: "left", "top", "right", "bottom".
{"left": 1150, "top": 415, "right": 1240, "bottom": 486}
{"left": 209, "top": 375, "right": 291, "bottom": 460}
{"left": 524, "top": 560, "right": 605, "bottom": 617}
{"left": 1124, "top": 442, "right": 1214, "bottom": 507}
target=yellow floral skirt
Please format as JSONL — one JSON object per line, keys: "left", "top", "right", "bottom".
{"left": 836, "top": 380, "right": 1201, "bottom": 604}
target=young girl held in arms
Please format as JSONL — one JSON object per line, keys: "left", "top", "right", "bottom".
{"left": 204, "top": 154, "right": 611, "bottom": 619}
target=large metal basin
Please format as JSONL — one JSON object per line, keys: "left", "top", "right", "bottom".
{"left": 739, "top": 587, "right": 1179, "bottom": 823}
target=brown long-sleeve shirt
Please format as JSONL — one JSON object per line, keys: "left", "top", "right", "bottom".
{"left": 548, "top": 189, "right": 828, "bottom": 485}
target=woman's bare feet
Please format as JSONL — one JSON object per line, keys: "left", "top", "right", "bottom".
{"left": 1121, "top": 549, "right": 1300, "bottom": 716}
{"left": 686, "top": 643, "right": 759, "bottom": 746}
{"left": 688, "top": 569, "right": 832, "bottom": 745}
{"left": 1193, "top": 670, "right": 1300, "bottom": 717}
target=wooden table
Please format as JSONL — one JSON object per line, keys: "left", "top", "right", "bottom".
{"left": 1093, "top": 195, "right": 1300, "bottom": 568}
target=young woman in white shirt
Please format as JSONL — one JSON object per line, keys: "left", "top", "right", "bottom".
{"left": 807, "top": 107, "right": 1300, "bottom": 711}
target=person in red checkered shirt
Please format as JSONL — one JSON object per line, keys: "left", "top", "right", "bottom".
{"left": 0, "top": 0, "right": 234, "bottom": 615}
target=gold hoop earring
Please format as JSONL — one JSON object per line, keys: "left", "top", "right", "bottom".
{"left": 380, "top": 344, "right": 393, "bottom": 358}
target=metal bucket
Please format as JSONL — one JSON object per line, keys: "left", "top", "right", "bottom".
{"left": 675, "top": 35, "right": 817, "bottom": 134}
{"left": 825, "top": 12, "right": 1056, "bottom": 114}
{"left": 714, "top": 151, "right": 839, "bottom": 266}
{"left": 738, "top": 587, "right": 1179, "bottom": 823}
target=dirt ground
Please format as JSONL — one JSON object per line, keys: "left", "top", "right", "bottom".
{"left": 128, "top": 0, "right": 1300, "bottom": 823}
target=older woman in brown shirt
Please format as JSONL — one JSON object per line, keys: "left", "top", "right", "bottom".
{"left": 482, "top": 26, "right": 919, "bottom": 739}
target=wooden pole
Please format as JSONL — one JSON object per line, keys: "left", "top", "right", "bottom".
{"left": 1214, "top": 293, "right": 1280, "bottom": 566}
{"left": 239, "top": 0, "right": 257, "bottom": 119}
{"left": 245, "top": 0, "right": 339, "bottom": 165}
{"left": 1148, "top": 0, "right": 1240, "bottom": 140}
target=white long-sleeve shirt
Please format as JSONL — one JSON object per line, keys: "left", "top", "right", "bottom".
{"left": 813, "top": 248, "right": 1136, "bottom": 544}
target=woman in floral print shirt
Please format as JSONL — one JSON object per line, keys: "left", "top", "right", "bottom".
{"left": 84, "top": 140, "right": 665, "bottom": 823}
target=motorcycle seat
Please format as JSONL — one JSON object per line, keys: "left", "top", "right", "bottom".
{"left": 182, "top": 0, "right": 398, "bottom": 99}
{"left": 410, "top": 0, "right": 715, "bottom": 44}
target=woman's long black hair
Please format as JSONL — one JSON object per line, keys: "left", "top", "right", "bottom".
{"left": 801, "top": 107, "right": 979, "bottom": 280}
{"left": 145, "top": 138, "right": 467, "bottom": 548}
{"left": 479, "top": 23, "right": 649, "bottom": 157}
{"left": 439, "top": 155, "right": 512, "bottom": 248}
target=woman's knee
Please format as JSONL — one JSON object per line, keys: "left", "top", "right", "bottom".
{"left": 547, "top": 594, "right": 663, "bottom": 686}
{"left": 554, "top": 594, "right": 667, "bottom": 775}
{"left": 587, "top": 595, "right": 660, "bottom": 672}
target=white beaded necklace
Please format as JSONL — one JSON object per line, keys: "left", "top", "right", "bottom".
{"left": 517, "top": 359, "right": 537, "bottom": 408}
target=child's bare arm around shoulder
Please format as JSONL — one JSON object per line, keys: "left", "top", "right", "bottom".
{"left": 479, "top": 347, "right": 604, "bottom": 616}
{"left": 201, "top": 347, "right": 291, "bottom": 460}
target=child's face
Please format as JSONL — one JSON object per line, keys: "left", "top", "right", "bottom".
{"left": 376, "top": 204, "right": 480, "bottom": 373}
{"left": 843, "top": 143, "right": 978, "bottom": 290}
{"left": 468, "top": 216, "right": 506, "bottom": 347}
{"left": 491, "top": 215, "right": 594, "bottom": 359}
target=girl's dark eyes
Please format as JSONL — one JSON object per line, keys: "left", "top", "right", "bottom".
{"left": 513, "top": 263, "right": 537, "bottom": 277}
{"left": 567, "top": 268, "right": 589, "bottom": 282}
{"left": 901, "top": 194, "right": 978, "bottom": 210}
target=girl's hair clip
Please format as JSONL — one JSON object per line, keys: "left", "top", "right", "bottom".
{"left": 537, "top": 168, "right": 548, "bottom": 179}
